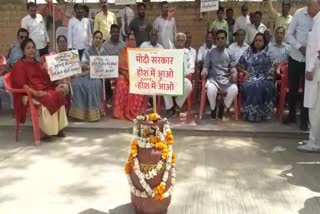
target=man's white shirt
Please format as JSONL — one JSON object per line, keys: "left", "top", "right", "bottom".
{"left": 21, "top": 14, "right": 49, "bottom": 50}
{"left": 286, "top": 7, "right": 313, "bottom": 62}
{"left": 67, "top": 17, "right": 92, "bottom": 50}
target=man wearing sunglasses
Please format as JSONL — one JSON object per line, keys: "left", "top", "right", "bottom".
{"left": 7, "top": 28, "right": 39, "bottom": 69}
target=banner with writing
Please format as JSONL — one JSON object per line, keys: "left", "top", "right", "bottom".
{"left": 128, "top": 49, "right": 184, "bottom": 96}
{"left": 115, "top": 0, "right": 136, "bottom": 5}
{"left": 90, "top": 56, "right": 119, "bottom": 79}
{"left": 46, "top": 50, "right": 82, "bottom": 81}
{"left": 200, "top": 0, "right": 219, "bottom": 12}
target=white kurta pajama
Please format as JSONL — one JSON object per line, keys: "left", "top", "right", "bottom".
{"left": 301, "top": 12, "right": 320, "bottom": 151}
{"left": 161, "top": 19, "right": 193, "bottom": 110}
{"left": 203, "top": 47, "right": 238, "bottom": 110}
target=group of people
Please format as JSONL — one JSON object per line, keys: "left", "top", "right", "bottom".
{"left": 0, "top": 0, "right": 319, "bottom": 152}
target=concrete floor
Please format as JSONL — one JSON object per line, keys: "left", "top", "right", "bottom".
{"left": 0, "top": 127, "right": 319, "bottom": 214}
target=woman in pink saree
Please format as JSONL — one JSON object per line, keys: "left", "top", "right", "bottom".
{"left": 112, "top": 33, "right": 148, "bottom": 121}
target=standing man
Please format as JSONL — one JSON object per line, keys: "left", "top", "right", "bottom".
{"left": 246, "top": 11, "right": 267, "bottom": 44}
{"left": 209, "top": 7, "right": 229, "bottom": 44}
{"left": 153, "top": 1, "right": 176, "bottom": 49}
{"left": 228, "top": 29, "right": 249, "bottom": 63}
{"left": 82, "top": 5, "right": 94, "bottom": 34}
{"left": 268, "top": 27, "right": 290, "bottom": 66}
{"left": 267, "top": 0, "right": 292, "bottom": 31}
{"left": 233, "top": 3, "right": 250, "bottom": 35}
{"left": 21, "top": 2, "right": 50, "bottom": 56}
{"left": 117, "top": 5, "right": 134, "bottom": 41}
{"left": 94, "top": 0, "right": 117, "bottom": 42}
{"left": 102, "top": 24, "right": 125, "bottom": 104}
{"left": 297, "top": 0, "right": 320, "bottom": 153}
{"left": 185, "top": 32, "right": 197, "bottom": 67}
{"left": 202, "top": 30, "right": 238, "bottom": 120}
{"left": 127, "top": 3, "right": 152, "bottom": 47}
{"left": 67, "top": 4, "right": 92, "bottom": 59}
{"left": 226, "top": 8, "right": 235, "bottom": 44}
{"left": 285, "top": 5, "right": 313, "bottom": 131}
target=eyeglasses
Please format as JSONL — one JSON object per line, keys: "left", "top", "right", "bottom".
{"left": 19, "top": 36, "right": 28, "bottom": 39}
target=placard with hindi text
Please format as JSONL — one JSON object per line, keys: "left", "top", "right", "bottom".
{"left": 128, "top": 49, "right": 184, "bottom": 96}
{"left": 90, "top": 56, "right": 119, "bottom": 79}
{"left": 200, "top": 0, "right": 219, "bottom": 12}
{"left": 46, "top": 50, "right": 82, "bottom": 81}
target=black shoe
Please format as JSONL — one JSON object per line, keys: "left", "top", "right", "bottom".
{"left": 210, "top": 108, "right": 217, "bottom": 120}
{"left": 218, "top": 104, "right": 225, "bottom": 120}
{"left": 300, "top": 123, "right": 308, "bottom": 131}
{"left": 166, "top": 107, "right": 176, "bottom": 119}
{"left": 283, "top": 115, "right": 296, "bottom": 125}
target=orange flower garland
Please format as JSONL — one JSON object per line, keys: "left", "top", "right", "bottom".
{"left": 125, "top": 113, "right": 176, "bottom": 200}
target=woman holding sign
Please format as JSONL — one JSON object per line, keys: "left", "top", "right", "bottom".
{"left": 11, "top": 38, "right": 68, "bottom": 140}
{"left": 113, "top": 33, "right": 148, "bottom": 121}
{"left": 69, "top": 31, "right": 105, "bottom": 122}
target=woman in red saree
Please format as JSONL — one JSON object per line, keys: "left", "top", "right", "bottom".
{"left": 113, "top": 33, "right": 148, "bottom": 121}
{"left": 11, "top": 38, "right": 68, "bottom": 140}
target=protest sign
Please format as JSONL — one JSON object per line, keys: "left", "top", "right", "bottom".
{"left": 128, "top": 49, "right": 184, "bottom": 96}
{"left": 115, "top": 0, "right": 136, "bottom": 5}
{"left": 90, "top": 56, "right": 119, "bottom": 79}
{"left": 46, "top": 50, "right": 82, "bottom": 81}
{"left": 200, "top": 0, "right": 219, "bottom": 12}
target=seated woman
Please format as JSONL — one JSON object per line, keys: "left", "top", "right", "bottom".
{"left": 113, "top": 33, "right": 147, "bottom": 121}
{"left": 11, "top": 38, "right": 68, "bottom": 140}
{"left": 68, "top": 31, "right": 105, "bottom": 121}
{"left": 238, "top": 33, "right": 275, "bottom": 122}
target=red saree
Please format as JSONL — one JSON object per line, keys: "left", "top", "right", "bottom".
{"left": 11, "top": 60, "right": 66, "bottom": 123}
{"left": 112, "top": 47, "right": 147, "bottom": 121}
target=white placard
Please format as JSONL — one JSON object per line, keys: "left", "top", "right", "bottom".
{"left": 115, "top": 0, "right": 136, "bottom": 5}
{"left": 90, "top": 56, "right": 119, "bottom": 79}
{"left": 128, "top": 49, "right": 184, "bottom": 96}
{"left": 46, "top": 50, "right": 82, "bottom": 81}
{"left": 200, "top": 0, "right": 219, "bottom": 13}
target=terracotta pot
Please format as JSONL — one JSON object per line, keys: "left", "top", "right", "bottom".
{"left": 130, "top": 120, "right": 172, "bottom": 214}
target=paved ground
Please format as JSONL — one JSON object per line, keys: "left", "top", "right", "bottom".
{"left": 0, "top": 127, "right": 319, "bottom": 214}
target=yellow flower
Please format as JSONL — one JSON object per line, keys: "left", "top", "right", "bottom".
{"left": 166, "top": 135, "right": 174, "bottom": 141}
{"left": 154, "top": 193, "right": 165, "bottom": 200}
{"left": 127, "top": 155, "right": 133, "bottom": 163}
{"left": 124, "top": 162, "right": 131, "bottom": 174}
{"left": 172, "top": 153, "right": 176, "bottom": 164}
{"left": 149, "top": 113, "right": 159, "bottom": 121}
{"left": 155, "top": 142, "right": 164, "bottom": 149}
{"left": 149, "top": 136, "right": 158, "bottom": 144}
{"left": 166, "top": 130, "right": 172, "bottom": 136}
{"left": 167, "top": 140, "right": 174, "bottom": 145}
{"left": 131, "top": 149, "right": 137, "bottom": 156}
{"left": 131, "top": 140, "right": 138, "bottom": 147}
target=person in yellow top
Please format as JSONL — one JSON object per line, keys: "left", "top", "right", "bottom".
{"left": 209, "top": 7, "right": 229, "bottom": 44}
{"left": 267, "top": 0, "right": 292, "bottom": 31}
{"left": 94, "top": 0, "right": 117, "bottom": 42}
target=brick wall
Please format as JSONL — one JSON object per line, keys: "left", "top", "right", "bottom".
{"left": 0, "top": 1, "right": 304, "bottom": 55}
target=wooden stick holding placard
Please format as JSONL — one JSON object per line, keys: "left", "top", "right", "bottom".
{"left": 102, "top": 78, "right": 106, "bottom": 116}
{"left": 152, "top": 95, "right": 157, "bottom": 114}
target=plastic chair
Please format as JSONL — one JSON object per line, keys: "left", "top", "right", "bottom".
{"left": 3, "top": 73, "right": 41, "bottom": 145}
{"left": 276, "top": 61, "right": 303, "bottom": 121}
{"left": 198, "top": 75, "right": 239, "bottom": 120}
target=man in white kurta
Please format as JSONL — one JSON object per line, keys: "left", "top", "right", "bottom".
{"left": 160, "top": 10, "right": 193, "bottom": 118}
{"left": 297, "top": 0, "right": 320, "bottom": 153}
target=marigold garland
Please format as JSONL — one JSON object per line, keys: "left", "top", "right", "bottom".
{"left": 125, "top": 113, "right": 176, "bottom": 200}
